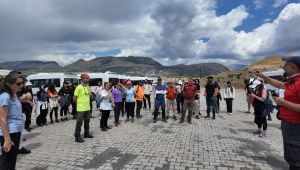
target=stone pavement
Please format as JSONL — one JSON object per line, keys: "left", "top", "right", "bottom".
{"left": 16, "top": 90, "right": 288, "bottom": 170}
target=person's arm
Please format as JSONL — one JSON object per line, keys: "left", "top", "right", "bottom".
{"left": 213, "top": 87, "right": 219, "bottom": 96}
{"left": 0, "top": 105, "right": 14, "bottom": 152}
{"left": 257, "top": 72, "right": 285, "bottom": 89}
{"left": 274, "top": 97, "right": 300, "bottom": 112}
{"left": 102, "top": 91, "right": 110, "bottom": 99}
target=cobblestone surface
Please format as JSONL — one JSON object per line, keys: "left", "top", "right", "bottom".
{"left": 16, "top": 90, "right": 288, "bottom": 170}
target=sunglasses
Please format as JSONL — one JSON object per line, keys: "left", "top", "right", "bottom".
{"left": 15, "top": 82, "right": 23, "bottom": 86}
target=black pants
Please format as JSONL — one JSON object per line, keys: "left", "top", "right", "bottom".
{"left": 281, "top": 121, "right": 300, "bottom": 169}
{"left": 206, "top": 96, "right": 216, "bottom": 118}
{"left": 114, "top": 102, "right": 122, "bottom": 123}
{"left": 225, "top": 98, "right": 233, "bottom": 113}
{"left": 254, "top": 108, "right": 268, "bottom": 130}
{"left": 36, "top": 106, "right": 48, "bottom": 125}
{"left": 136, "top": 100, "right": 143, "bottom": 117}
{"left": 50, "top": 107, "right": 58, "bottom": 121}
{"left": 74, "top": 111, "right": 90, "bottom": 138}
{"left": 126, "top": 102, "right": 135, "bottom": 119}
{"left": 143, "top": 94, "right": 151, "bottom": 109}
{"left": 100, "top": 110, "right": 110, "bottom": 128}
{"left": 121, "top": 98, "right": 126, "bottom": 114}
{"left": 176, "top": 95, "right": 184, "bottom": 113}
{"left": 0, "top": 132, "right": 21, "bottom": 170}
{"left": 24, "top": 106, "right": 32, "bottom": 129}
{"left": 71, "top": 100, "right": 76, "bottom": 118}
{"left": 60, "top": 105, "right": 68, "bottom": 118}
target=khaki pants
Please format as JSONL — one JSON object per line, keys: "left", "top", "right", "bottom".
{"left": 167, "top": 99, "right": 176, "bottom": 116}
{"left": 181, "top": 100, "right": 195, "bottom": 121}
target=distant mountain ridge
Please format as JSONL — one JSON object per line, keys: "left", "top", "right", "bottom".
{"left": 0, "top": 56, "right": 229, "bottom": 77}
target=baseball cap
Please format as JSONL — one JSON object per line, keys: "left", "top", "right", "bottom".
{"left": 282, "top": 56, "right": 300, "bottom": 68}
{"left": 25, "top": 82, "right": 32, "bottom": 86}
{"left": 207, "top": 76, "right": 213, "bottom": 79}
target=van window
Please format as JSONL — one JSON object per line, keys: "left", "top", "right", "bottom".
{"left": 30, "top": 79, "right": 60, "bottom": 88}
{"left": 109, "top": 78, "right": 119, "bottom": 86}
{"left": 89, "top": 78, "right": 102, "bottom": 86}
{"left": 64, "top": 78, "right": 78, "bottom": 85}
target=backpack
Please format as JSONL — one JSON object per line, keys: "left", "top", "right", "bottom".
{"left": 166, "top": 86, "right": 176, "bottom": 100}
{"left": 262, "top": 92, "right": 275, "bottom": 117}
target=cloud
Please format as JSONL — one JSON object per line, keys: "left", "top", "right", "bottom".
{"left": 0, "top": 0, "right": 300, "bottom": 67}
{"left": 273, "top": 0, "right": 288, "bottom": 8}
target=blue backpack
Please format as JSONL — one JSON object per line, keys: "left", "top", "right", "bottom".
{"left": 263, "top": 92, "right": 275, "bottom": 117}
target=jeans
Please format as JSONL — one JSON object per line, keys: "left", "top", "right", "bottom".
{"left": 206, "top": 96, "right": 216, "bottom": 118}
{"left": 176, "top": 94, "right": 184, "bottom": 113}
{"left": 100, "top": 110, "right": 110, "bottom": 128}
{"left": 126, "top": 102, "right": 135, "bottom": 119}
{"left": 143, "top": 94, "right": 151, "bottom": 109}
{"left": 136, "top": 100, "right": 143, "bottom": 117}
{"left": 154, "top": 98, "right": 166, "bottom": 120}
{"left": 0, "top": 132, "right": 21, "bottom": 170}
{"left": 50, "top": 107, "right": 58, "bottom": 121}
{"left": 181, "top": 100, "right": 195, "bottom": 121}
{"left": 114, "top": 102, "right": 122, "bottom": 123}
{"left": 74, "top": 111, "right": 91, "bottom": 138}
{"left": 225, "top": 98, "right": 233, "bottom": 113}
{"left": 281, "top": 121, "right": 300, "bottom": 169}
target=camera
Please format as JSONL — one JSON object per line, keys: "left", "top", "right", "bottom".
{"left": 270, "top": 90, "right": 278, "bottom": 97}
{"left": 269, "top": 90, "right": 281, "bottom": 120}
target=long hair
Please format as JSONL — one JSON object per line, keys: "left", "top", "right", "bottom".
{"left": 255, "top": 81, "right": 265, "bottom": 97}
{"left": 0, "top": 71, "right": 24, "bottom": 98}
{"left": 48, "top": 84, "right": 56, "bottom": 92}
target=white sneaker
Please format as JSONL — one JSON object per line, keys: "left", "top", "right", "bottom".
{"left": 229, "top": 112, "right": 232, "bottom": 115}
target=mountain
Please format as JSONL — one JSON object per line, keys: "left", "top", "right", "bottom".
{"left": 0, "top": 56, "right": 229, "bottom": 77}
{"left": 228, "top": 64, "right": 247, "bottom": 71}
{"left": 244, "top": 56, "right": 285, "bottom": 73}
{"left": 0, "top": 60, "right": 62, "bottom": 73}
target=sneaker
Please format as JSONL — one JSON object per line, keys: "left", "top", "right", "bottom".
{"left": 253, "top": 130, "right": 261, "bottom": 135}
{"left": 205, "top": 115, "right": 210, "bottom": 119}
{"left": 125, "top": 119, "right": 130, "bottom": 123}
{"left": 166, "top": 115, "right": 170, "bottom": 119}
{"left": 50, "top": 120, "right": 54, "bottom": 124}
{"left": 246, "top": 111, "right": 251, "bottom": 113}
{"left": 25, "top": 127, "right": 32, "bottom": 132}
{"left": 131, "top": 118, "right": 134, "bottom": 123}
{"left": 18, "top": 147, "right": 31, "bottom": 154}
{"left": 188, "top": 120, "right": 192, "bottom": 124}
{"left": 115, "top": 123, "right": 118, "bottom": 127}
{"left": 153, "top": 119, "right": 157, "bottom": 123}
{"left": 198, "top": 112, "right": 202, "bottom": 115}
{"left": 105, "top": 126, "right": 112, "bottom": 129}
{"left": 195, "top": 115, "right": 200, "bottom": 119}
{"left": 101, "top": 128, "right": 107, "bottom": 131}
{"left": 75, "top": 137, "right": 84, "bottom": 143}
{"left": 61, "top": 118, "right": 65, "bottom": 122}
{"left": 84, "top": 134, "right": 94, "bottom": 138}
{"left": 259, "top": 132, "right": 267, "bottom": 138}
{"left": 136, "top": 115, "right": 142, "bottom": 119}
{"left": 65, "top": 117, "right": 68, "bottom": 121}
{"left": 55, "top": 119, "right": 59, "bottom": 123}
{"left": 229, "top": 112, "right": 232, "bottom": 115}
{"left": 179, "top": 120, "right": 184, "bottom": 123}
{"left": 162, "top": 119, "right": 167, "bottom": 122}
{"left": 173, "top": 116, "right": 177, "bottom": 120}
{"left": 212, "top": 116, "right": 216, "bottom": 120}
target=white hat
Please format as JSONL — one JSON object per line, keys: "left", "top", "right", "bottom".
{"left": 25, "top": 82, "right": 32, "bottom": 86}
{"left": 178, "top": 80, "right": 183, "bottom": 85}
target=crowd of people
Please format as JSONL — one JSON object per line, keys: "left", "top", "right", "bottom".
{"left": 1, "top": 56, "right": 300, "bottom": 169}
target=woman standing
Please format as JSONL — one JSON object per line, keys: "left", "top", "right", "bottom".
{"left": 214, "top": 82, "right": 222, "bottom": 113}
{"left": 36, "top": 85, "right": 48, "bottom": 126}
{"left": 251, "top": 80, "right": 268, "bottom": 137}
{"left": 58, "top": 82, "right": 70, "bottom": 121}
{"left": 0, "top": 71, "right": 24, "bottom": 169}
{"left": 124, "top": 81, "right": 136, "bottom": 123}
{"left": 48, "top": 84, "right": 59, "bottom": 123}
{"left": 99, "top": 82, "right": 114, "bottom": 131}
{"left": 112, "top": 83, "right": 123, "bottom": 127}
{"left": 223, "top": 81, "right": 236, "bottom": 115}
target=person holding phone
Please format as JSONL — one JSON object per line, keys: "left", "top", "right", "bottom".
{"left": 256, "top": 57, "right": 300, "bottom": 169}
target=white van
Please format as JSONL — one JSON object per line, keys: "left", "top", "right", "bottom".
{"left": 27, "top": 73, "right": 79, "bottom": 95}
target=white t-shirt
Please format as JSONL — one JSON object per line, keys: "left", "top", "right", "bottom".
{"left": 95, "top": 86, "right": 103, "bottom": 95}
{"left": 100, "top": 90, "right": 113, "bottom": 110}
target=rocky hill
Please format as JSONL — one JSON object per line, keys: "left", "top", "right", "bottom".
{"left": 0, "top": 56, "right": 229, "bottom": 77}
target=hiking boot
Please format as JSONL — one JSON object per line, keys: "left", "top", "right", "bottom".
{"left": 84, "top": 134, "right": 94, "bottom": 138}
{"left": 259, "top": 132, "right": 267, "bottom": 138}
{"left": 18, "top": 147, "right": 31, "bottom": 154}
{"left": 195, "top": 115, "right": 200, "bottom": 119}
{"left": 75, "top": 137, "right": 84, "bottom": 143}
{"left": 253, "top": 130, "right": 261, "bottom": 135}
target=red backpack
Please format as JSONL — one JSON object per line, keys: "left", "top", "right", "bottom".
{"left": 166, "top": 86, "right": 176, "bottom": 100}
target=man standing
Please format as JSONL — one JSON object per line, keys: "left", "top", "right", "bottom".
{"left": 179, "top": 78, "right": 197, "bottom": 124}
{"left": 204, "top": 76, "right": 219, "bottom": 120}
{"left": 135, "top": 80, "right": 144, "bottom": 119}
{"left": 194, "top": 79, "right": 201, "bottom": 119}
{"left": 143, "top": 79, "right": 152, "bottom": 111}
{"left": 257, "top": 56, "right": 300, "bottom": 169}
{"left": 153, "top": 77, "right": 167, "bottom": 123}
{"left": 74, "top": 73, "right": 93, "bottom": 143}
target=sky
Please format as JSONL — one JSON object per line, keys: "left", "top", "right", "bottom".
{"left": 1, "top": 0, "right": 300, "bottom": 67}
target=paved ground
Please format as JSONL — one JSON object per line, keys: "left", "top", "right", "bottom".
{"left": 16, "top": 90, "right": 288, "bottom": 170}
